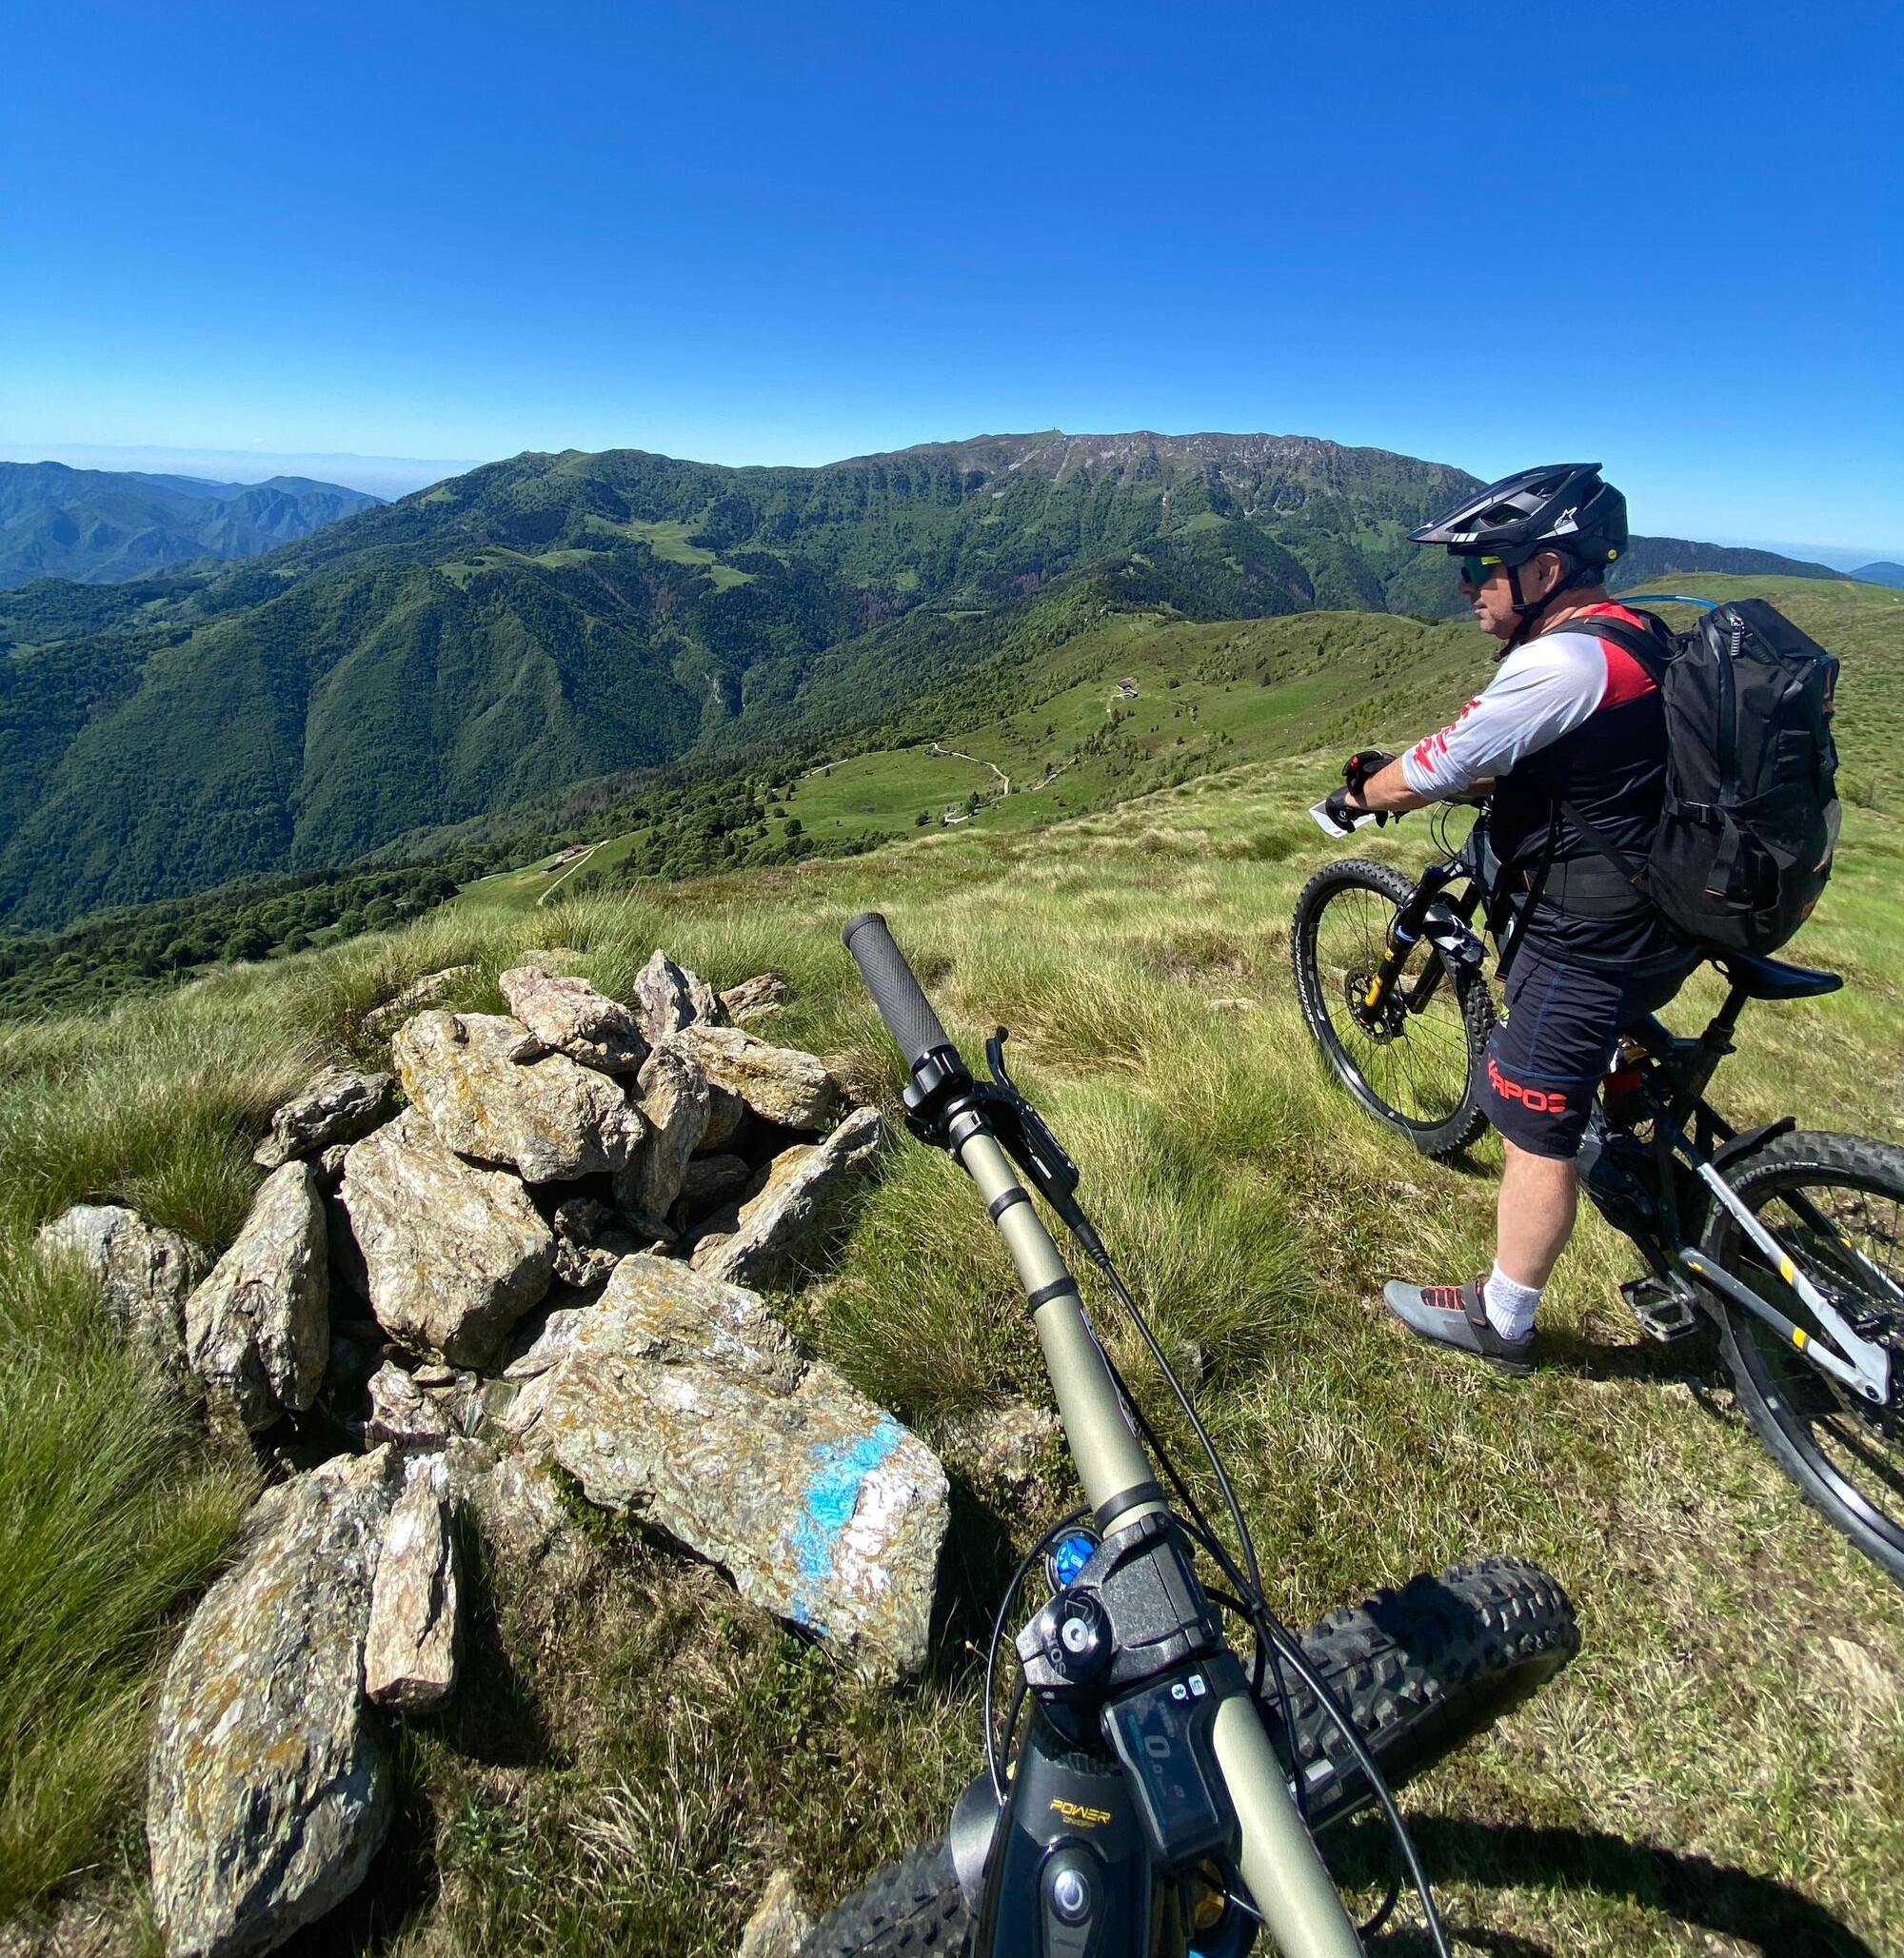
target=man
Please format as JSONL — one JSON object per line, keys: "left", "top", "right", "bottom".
{"left": 1324, "top": 463, "right": 1697, "bottom": 1375}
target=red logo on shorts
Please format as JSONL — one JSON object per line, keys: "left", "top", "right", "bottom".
{"left": 1488, "top": 1056, "right": 1568, "bottom": 1115}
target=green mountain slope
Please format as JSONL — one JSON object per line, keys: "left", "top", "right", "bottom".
{"left": 0, "top": 433, "right": 1855, "bottom": 929}
{"left": 465, "top": 573, "right": 1904, "bottom": 906}
{"left": 0, "top": 463, "right": 382, "bottom": 589}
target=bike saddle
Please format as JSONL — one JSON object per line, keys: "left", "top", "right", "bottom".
{"left": 1712, "top": 951, "right": 1844, "bottom": 1000}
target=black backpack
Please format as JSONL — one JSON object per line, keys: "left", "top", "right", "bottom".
{"left": 1566, "top": 597, "right": 1841, "bottom": 956}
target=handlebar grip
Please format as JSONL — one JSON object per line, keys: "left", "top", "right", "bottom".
{"left": 842, "top": 911, "right": 953, "bottom": 1069}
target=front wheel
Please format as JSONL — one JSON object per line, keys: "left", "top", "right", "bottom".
{"left": 1290, "top": 859, "right": 1496, "bottom": 1159}
{"left": 797, "top": 1555, "right": 1578, "bottom": 1957}
{"left": 1704, "top": 1130, "right": 1904, "bottom": 1584}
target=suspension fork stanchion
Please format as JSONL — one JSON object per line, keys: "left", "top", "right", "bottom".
{"left": 956, "top": 1127, "right": 1164, "bottom": 1530}
{"left": 1362, "top": 861, "right": 1460, "bottom": 1016}
{"left": 960, "top": 1127, "right": 1364, "bottom": 1957}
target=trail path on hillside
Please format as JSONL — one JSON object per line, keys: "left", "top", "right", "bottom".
{"left": 536, "top": 841, "right": 605, "bottom": 907}
{"left": 929, "top": 742, "right": 1011, "bottom": 794}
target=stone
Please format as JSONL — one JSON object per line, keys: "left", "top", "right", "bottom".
{"left": 442, "top": 1437, "right": 590, "bottom": 1589}
{"left": 34, "top": 1203, "right": 198, "bottom": 1375}
{"left": 738, "top": 1869, "right": 813, "bottom": 1958}
{"left": 365, "top": 1361, "right": 454, "bottom": 1451}
{"left": 364, "top": 1456, "right": 458, "bottom": 1712}
{"left": 340, "top": 1109, "right": 555, "bottom": 1368}
{"left": 498, "top": 1299, "right": 594, "bottom": 1381}
{"left": 631, "top": 948, "right": 724, "bottom": 1049}
{"left": 672, "top": 1153, "right": 752, "bottom": 1224}
{"left": 702, "top": 1080, "right": 746, "bottom": 1152}
{"left": 251, "top": 1068, "right": 397, "bottom": 1171}
{"left": 936, "top": 1399, "right": 1061, "bottom": 1494}
{"left": 147, "top": 1448, "right": 398, "bottom": 1958}
{"left": 549, "top": 1197, "right": 645, "bottom": 1288}
{"left": 720, "top": 972, "right": 792, "bottom": 1027}
{"left": 318, "top": 1319, "right": 387, "bottom": 1437}
{"left": 671, "top": 1024, "right": 841, "bottom": 1133}
{"left": 499, "top": 965, "right": 648, "bottom": 1076}
{"left": 393, "top": 1010, "right": 646, "bottom": 1183}
{"left": 185, "top": 1163, "right": 329, "bottom": 1433}
{"left": 613, "top": 1039, "right": 712, "bottom": 1224}
{"left": 691, "top": 1109, "right": 884, "bottom": 1288}
{"left": 316, "top": 1143, "right": 351, "bottom": 1191}
{"left": 511, "top": 1254, "right": 946, "bottom": 1682}
{"left": 363, "top": 964, "right": 477, "bottom": 1034}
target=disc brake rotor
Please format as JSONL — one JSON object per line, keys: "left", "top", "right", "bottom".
{"left": 1344, "top": 966, "right": 1406, "bottom": 1040}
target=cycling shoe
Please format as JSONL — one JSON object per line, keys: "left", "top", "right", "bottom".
{"left": 1383, "top": 1275, "right": 1537, "bottom": 1376}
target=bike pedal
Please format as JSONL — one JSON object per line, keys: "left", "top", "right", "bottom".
{"left": 1620, "top": 1276, "right": 1703, "bottom": 1344}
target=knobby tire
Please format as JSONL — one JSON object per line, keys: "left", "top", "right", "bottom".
{"left": 797, "top": 1556, "right": 1577, "bottom": 1957}
{"left": 1704, "top": 1129, "right": 1904, "bottom": 1584}
{"left": 1290, "top": 859, "right": 1495, "bottom": 1160}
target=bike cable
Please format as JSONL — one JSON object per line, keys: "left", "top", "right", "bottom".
{"left": 1067, "top": 1220, "right": 1456, "bottom": 1958}
{"left": 982, "top": 1505, "right": 1089, "bottom": 1804}
{"left": 1089, "top": 1339, "right": 1301, "bottom": 1807}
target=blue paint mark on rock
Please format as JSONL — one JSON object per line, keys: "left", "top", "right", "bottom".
{"left": 789, "top": 1417, "right": 903, "bottom": 1626}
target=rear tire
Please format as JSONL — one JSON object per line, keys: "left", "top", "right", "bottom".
{"left": 1704, "top": 1130, "right": 1904, "bottom": 1584}
{"left": 1290, "top": 859, "right": 1496, "bottom": 1159}
{"left": 796, "top": 1555, "right": 1578, "bottom": 1956}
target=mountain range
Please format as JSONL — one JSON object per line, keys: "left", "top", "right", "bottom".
{"left": 0, "top": 431, "right": 1854, "bottom": 930}
{"left": 0, "top": 462, "right": 384, "bottom": 589}
{"left": 1851, "top": 562, "right": 1904, "bottom": 589}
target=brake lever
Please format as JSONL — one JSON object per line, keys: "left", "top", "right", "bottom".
{"left": 982, "top": 1029, "right": 1081, "bottom": 1201}
{"left": 900, "top": 1026, "right": 1101, "bottom": 1251}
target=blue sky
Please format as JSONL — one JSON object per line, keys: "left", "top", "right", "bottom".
{"left": 4, "top": 1, "right": 1898, "bottom": 552}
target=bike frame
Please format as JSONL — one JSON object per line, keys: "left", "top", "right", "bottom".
{"left": 1354, "top": 814, "right": 1894, "bottom": 1409}
{"left": 843, "top": 911, "right": 1366, "bottom": 1958}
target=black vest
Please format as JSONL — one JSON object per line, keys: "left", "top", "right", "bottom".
{"left": 1492, "top": 629, "right": 1679, "bottom": 968}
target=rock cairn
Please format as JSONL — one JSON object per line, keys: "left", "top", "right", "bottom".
{"left": 36, "top": 952, "right": 943, "bottom": 1958}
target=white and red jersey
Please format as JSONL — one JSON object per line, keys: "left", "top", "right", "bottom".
{"left": 1399, "top": 604, "right": 1660, "bottom": 801}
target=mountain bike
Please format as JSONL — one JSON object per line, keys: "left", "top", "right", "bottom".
{"left": 1290, "top": 803, "right": 1904, "bottom": 1585}
{"left": 801, "top": 913, "right": 1581, "bottom": 1958}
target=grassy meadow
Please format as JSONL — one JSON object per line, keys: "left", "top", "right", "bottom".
{"left": 4, "top": 582, "right": 1904, "bottom": 1954}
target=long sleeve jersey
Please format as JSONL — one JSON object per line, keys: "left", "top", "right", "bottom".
{"left": 1399, "top": 604, "right": 1681, "bottom": 967}
{"left": 1398, "top": 618, "right": 1656, "bottom": 801}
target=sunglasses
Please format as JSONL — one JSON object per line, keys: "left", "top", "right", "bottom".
{"left": 1458, "top": 554, "right": 1504, "bottom": 586}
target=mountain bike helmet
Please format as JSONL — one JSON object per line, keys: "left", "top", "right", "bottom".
{"left": 1411, "top": 464, "right": 1629, "bottom": 641}
{"left": 1411, "top": 463, "right": 1627, "bottom": 573}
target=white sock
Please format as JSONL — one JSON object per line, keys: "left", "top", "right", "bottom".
{"left": 1483, "top": 1263, "right": 1541, "bottom": 1342}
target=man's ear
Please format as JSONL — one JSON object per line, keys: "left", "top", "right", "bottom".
{"left": 1527, "top": 550, "right": 1567, "bottom": 600}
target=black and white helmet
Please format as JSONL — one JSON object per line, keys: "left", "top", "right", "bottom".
{"left": 1410, "top": 463, "right": 1628, "bottom": 577}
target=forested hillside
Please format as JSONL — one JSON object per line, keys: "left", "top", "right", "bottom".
{"left": 0, "top": 432, "right": 1846, "bottom": 929}
{"left": 0, "top": 462, "right": 382, "bottom": 589}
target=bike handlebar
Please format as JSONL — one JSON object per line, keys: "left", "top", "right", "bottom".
{"left": 843, "top": 910, "right": 954, "bottom": 1069}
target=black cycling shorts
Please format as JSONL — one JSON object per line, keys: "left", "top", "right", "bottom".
{"left": 1480, "top": 942, "right": 1697, "bottom": 1158}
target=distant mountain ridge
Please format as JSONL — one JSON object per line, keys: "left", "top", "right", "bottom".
{"left": 1851, "top": 562, "right": 1904, "bottom": 589}
{"left": 0, "top": 462, "right": 384, "bottom": 589}
{"left": 0, "top": 431, "right": 1852, "bottom": 928}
